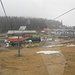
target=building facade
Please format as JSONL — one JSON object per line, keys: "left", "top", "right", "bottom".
{"left": 51, "top": 29, "right": 75, "bottom": 39}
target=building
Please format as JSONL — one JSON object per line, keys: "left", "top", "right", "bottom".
{"left": 51, "top": 29, "right": 75, "bottom": 39}
{"left": 7, "top": 30, "right": 37, "bottom": 37}
{"left": 43, "top": 28, "right": 51, "bottom": 32}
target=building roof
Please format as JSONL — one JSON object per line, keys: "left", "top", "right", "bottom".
{"left": 7, "top": 30, "right": 37, "bottom": 34}
{"left": 52, "top": 29, "right": 75, "bottom": 32}
{"left": 43, "top": 28, "right": 51, "bottom": 31}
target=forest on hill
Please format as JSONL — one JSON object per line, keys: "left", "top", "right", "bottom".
{"left": 0, "top": 16, "right": 65, "bottom": 33}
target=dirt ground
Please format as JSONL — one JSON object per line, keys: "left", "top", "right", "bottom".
{"left": 61, "top": 46, "right": 75, "bottom": 75}
{"left": 0, "top": 45, "right": 75, "bottom": 75}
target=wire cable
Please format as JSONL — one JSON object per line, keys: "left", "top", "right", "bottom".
{"left": 54, "top": 8, "right": 75, "bottom": 20}
{"left": 0, "top": 0, "right": 7, "bottom": 16}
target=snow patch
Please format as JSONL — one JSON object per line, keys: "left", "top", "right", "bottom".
{"left": 45, "top": 44, "right": 75, "bottom": 47}
{"left": 67, "top": 44, "right": 75, "bottom": 47}
{"left": 36, "top": 51, "right": 60, "bottom": 54}
{"left": 46, "top": 44, "right": 63, "bottom": 47}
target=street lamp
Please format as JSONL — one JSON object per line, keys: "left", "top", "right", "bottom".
{"left": 18, "top": 35, "right": 21, "bottom": 56}
{"left": 13, "top": 32, "right": 21, "bottom": 57}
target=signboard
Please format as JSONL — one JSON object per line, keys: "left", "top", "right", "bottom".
{"left": 19, "top": 26, "right": 26, "bottom": 30}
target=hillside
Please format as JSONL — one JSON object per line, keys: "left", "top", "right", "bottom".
{"left": 0, "top": 16, "right": 65, "bottom": 33}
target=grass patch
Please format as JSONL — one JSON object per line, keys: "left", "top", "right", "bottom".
{"left": 7, "top": 46, "right": 24, "bottom": 50}
{"left": 0, "top": 45, "right": 1, "bottom": 47}
{"left": 13, "top": 54, "right": 25, "bottom": 57}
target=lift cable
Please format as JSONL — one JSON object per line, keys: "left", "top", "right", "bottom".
{"left": 0, "top": 0, "right": 7, "bottom": 16}
{"left": 54, "top": 8, "right": 75, "bottom": 20}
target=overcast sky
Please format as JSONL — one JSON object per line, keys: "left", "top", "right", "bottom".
{"left": 0, "top": 0, "right": 75, "bottom": 26}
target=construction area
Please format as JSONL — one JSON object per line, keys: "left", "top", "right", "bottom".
{"left": 0, "top": 0, "right": 75, "bottom": 74}
{"left": 0, "top": 26, "right": 75, "bottom": 75}
{"left": 0, "top": 36, "right": 75, "bottom": 75}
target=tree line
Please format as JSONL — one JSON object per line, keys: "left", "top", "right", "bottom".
{"left": 0, "top": 16, "right": 65, "bottom": 33}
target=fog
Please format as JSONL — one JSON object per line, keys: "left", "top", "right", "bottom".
{"left": 0, "top": 0, "right": 75, "bottom": 26}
